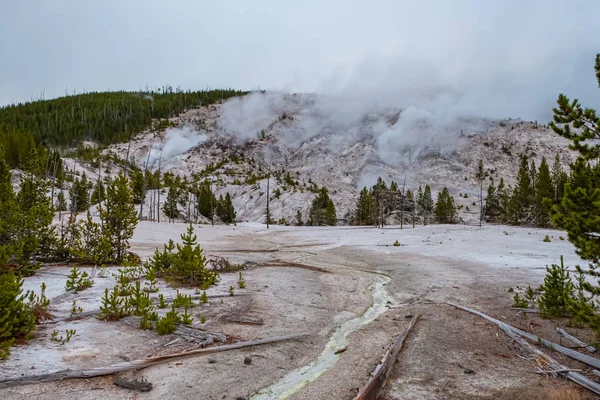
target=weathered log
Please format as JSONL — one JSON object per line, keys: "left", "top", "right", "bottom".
{"left": 447, "top": 302, "right": 600, "bottom": 396}
{"left": 113, "top": 377, "right": 152, "bottom": 392}
{"left": 510, "top": 307, "right": 540, "bottom": 313}
{"left": 0, "top": 333, "right": 307, "bottom": 389}
{"left": 354, "top": 314, "right": 421, "bottom": 400}
{"left": 556, "top": 327, "right": 596, "bottom": 352}
{"left": 450, "top": 303, "right": 600, "bottom": 369}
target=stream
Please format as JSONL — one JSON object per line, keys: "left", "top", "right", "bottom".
{"left": 251, "top": 273, "right": 393, "bottom": 399}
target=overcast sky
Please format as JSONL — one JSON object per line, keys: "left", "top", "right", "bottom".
{"left": 1, "top": 0, "right": 599, "bottom": 121}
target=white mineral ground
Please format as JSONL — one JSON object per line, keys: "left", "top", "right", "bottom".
{"left": 1, "top": 221, "right": 592, "bottom": 399}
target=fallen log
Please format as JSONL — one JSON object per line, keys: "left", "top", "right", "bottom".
{"left": 447, "top": 302, "right": 600, "bottom": 396}
{"left": 449, "top": 303, "right": 600, "bottom": 369}
{"left": 354, "top": 314, "right": 421, "bottom": 400}
{"left": 0, "top": 332, "right": 307, "bottom": 389}
{"left": 114, "top": 377, "right": 152, "bottom": 392}
{"left": 556, "top": 327, "right": 596, "bottom": 352}
{"left": 510, "top": 307, "right": 540, "bottom": 313}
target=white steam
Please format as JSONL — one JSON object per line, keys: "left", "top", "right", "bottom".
{"left": 146, "top": 125, "right": 207, "bottom": 166}
{"left": 217, "top": 91, "right": 497, "bottom": 166}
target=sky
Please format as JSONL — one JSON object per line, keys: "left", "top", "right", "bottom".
{"left": 1, "top": 0, "right": 599, "bottom": 122}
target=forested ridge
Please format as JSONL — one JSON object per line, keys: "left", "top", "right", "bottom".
{"left": 0, "top": 88, "right": 246, "bottom": 168}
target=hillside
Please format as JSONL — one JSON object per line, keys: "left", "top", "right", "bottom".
{"left": 83, "top": 91, "right": 576, "bottom": 224}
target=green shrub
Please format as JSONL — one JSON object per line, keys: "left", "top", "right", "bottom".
{"left": 538, "top": 256, "right": 573, "bottom": 318}
{"left": 237, "top": 272, "right": 246, "bottom": 289}
{"left": 147, "top": 225, "right": 219, "bottom": 287}
{"left": 65, "top": 266, "right": 93, "bottom": 291}
{"left": 512, "top": 293, "right": 528, "bottom": 308}
{"left": 98, "top": 286, "right": 131, "bottom": 321}
{"left": 393, "top": 240, "right": 400, "bottom": 247}
{"left": 543, "top": 235, "right": 551, "bottom": 243}
{"left": 0, "top": 271, "right": 36, "bottom": 360}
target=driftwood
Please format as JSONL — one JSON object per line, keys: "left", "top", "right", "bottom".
{"left": 556, "top": 327, "right": 596, "bottom": 352}
{"left": 510, "top": 307, "right": 540, "bottom": 314}
{"left": 114, "top": 377, "right": 152, "bottom": 392}
{"left": 223, "top": 315, "right": 264, "bottom": 325}
{"left": 0, "top": 333, "right": 307, "bottom": 389}
{"left": 354, "top": 314, "right": 421, "bottom": 400}
{"left": 452, "top": 304, "right": 600, "bottom": 369}
{"left": 448, "top": 302, "right": 600, "bottom": 396}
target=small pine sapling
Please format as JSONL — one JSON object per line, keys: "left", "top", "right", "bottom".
{"left": 65, "top": 266, "right": 93, "bottom": 291}
{"left": 50, "top": 329, "right": 76, "bottom": 345}
{"left": 393, "top": 240, "right": 400, "bottom": 247}
{"left": 158, "top": 294, "right": 168, "bottom": 309}
{"left": 237, "top": 272, "right": 246, "bottom": 289}
{"left": 173, "top": 291, "right": 194, "bottom": 308}
{"left": 524, "top": 286, "right": 537, "bottom": 308}
{"left": 27, "top": 282, "right": 53, "bottom": 323}
{"left": 543, "top": 235, "right": 551, "bottom": 243}
{"left": 200, "top": 291, "right": 208, "bottom": 304}
{"left": 538, "top": 256, "right": 574, "bottom": 318}
{"left": 229, "top": 285, "right": 235, "bottom": 296}
{"left": 181, "top": 306, "right": 193, "bottom": 325}
{"left": 200, "top": 315, "right": 207, "bottom": 323}
{"left": 143, "top": 268, "right": 159, "bottom": 293}
{"left": 512, "top": 293, "right": 529, "bottom": 308}
{"left": 70, "top": 300, "right": 83, "bottom": 317}
{"left": 98, "top": 286, "right": 131, "bottom": 321}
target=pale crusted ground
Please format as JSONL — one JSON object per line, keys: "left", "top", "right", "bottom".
{"left": 1, "top": 222, "right": 597, "bottom": 399}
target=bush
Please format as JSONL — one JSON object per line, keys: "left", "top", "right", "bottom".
{"left": 147, "top": 224, "right": 219, "bottom": 287}
{"left": 538, "top": 256, "right": 573, "bottom": 318}
{"left": 393, "top": 240, "right": 400, "bottom": 247}
{"left": 0, "top": 271, "right": 36, "bottom": 359}
{"left": 237, "top": 272, "right": 246, "bottom": 289}
{"left": 65, "top": 266, "right": 93, "bottom": 291}
{"left": 542, "top": 235, "right": 552, "bottom": 242}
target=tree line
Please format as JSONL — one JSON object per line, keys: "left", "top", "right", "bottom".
{"left": 0, "top": 89, "right": 246, "bottom": 169}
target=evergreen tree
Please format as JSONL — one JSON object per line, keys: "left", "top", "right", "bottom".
{"left": 534, "top": 157, "right": 553, "bottom": 227}
{"left": 99, "top": 173, "right": 138, "bottom": 262}
{"left": 0, "top": 271, "right": 36, "bottom": 359}
{"left": 69, "top": 173, "right": 91, "bottom": 212}
{"left": 56, "top": 191, "right": 67, "bottom": 211}
{"left": 421, "top": 185, "right": 434, "bottom": 225}
{"left": 355, "top": 187, "right": 374, "bottom": 225}
{"left": 484, "top": 181, "right": 500, "bottom": 221}
{"left": 509, "top": 155, "right": 534, "bottom": 224}
{"left": 551, "top": 152, "right": 568, "bottom": 203}
{"left": 90, "top": 180, "right": 105, "bottom": 205}
{"left": 308, "top": 187, "right": 337, "bottom": 226}
{"left": 497, "top": 178, "right": 510, "bottom": 222}
{"left": 0, "top": 148, "right": 16, "bottom": 271}
{"left": 475, "top": 159, "right": 485, "bottom": 227}
{"left": 196, "top": 180, "right": 216, "bottom": 219}
{"left": 538, "top": 256, "right": 574, "bottom": 318}
{"left": 163, "top": 186, "right": 180, "bottom": 220}
{"left": 434, "top": 187, "right": 457, "bottom": 223}
{"left": 131, "top": 170, "right": 145, "bottom": 205}
{"left": 296, "top": 209, "right": 303, "bottom": 226}
{"left": 548, "top": 54, "right": 600, "bottom": 281}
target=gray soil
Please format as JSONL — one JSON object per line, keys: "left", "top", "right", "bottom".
{"left": 1, "top": 226, "right": 596, "bottom": 400}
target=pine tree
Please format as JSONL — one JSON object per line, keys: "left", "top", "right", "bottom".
{"left": 421, "top": 185, "right": 434, "bottom": 225}
{"left": 484, "top": 181, "right": 499, "bottom": 221}
{"left": 537, "top": 256, "right": 574, "bottom": 318}
{"left": 550, "top": 152, "right": 567, "bottom": 203}
{"left": 90, "top": 180, "right": 105, "bottom": 205}
{"left": 0, "top": 148, "right": 16, "bottom": 272}
{"left": 295, "top": 210, "right": 303, "bottom": 226}
{"left": 534, "top": 157, "right": 553, "bottom": 227}
{"left": 548, "top": 55, "right": 600, "bottom": 295}
{"left": 56, "top": 191, "right": 67, "bottom": 211}
{"left": 171, "top": 224, "right": 218, "bottom": 287}
{"left": 475, "top": 160, "right": 485, "bottom": 227}
{"left": 99, "top": 173, "right": 138, "bottom": 262}
{"left": 308, "top": 187, "right": 337, "bottom": 226}
{"left": 163, "top": 186, "right": 180, "bottom": 220}
{"left": 70, "top": 173, "right": 91, "bottom": 212}
{"left": 0, "top": 271, "right": 36, "bottom": 359}
{"left": 434, "top": 187, "right": 457, "bottom": 223}
{"left": 497, "top": 178, "right": 510, "bottom": 222}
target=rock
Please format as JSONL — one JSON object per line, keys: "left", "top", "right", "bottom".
{"left": 464, "top": 369, "right": 475, "bottom": 374}
{"left": 208, "top": 355, "right": 217, "bottom": 364}
{"left": 244, "top": 356, "right": 252, "bottom": 365}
